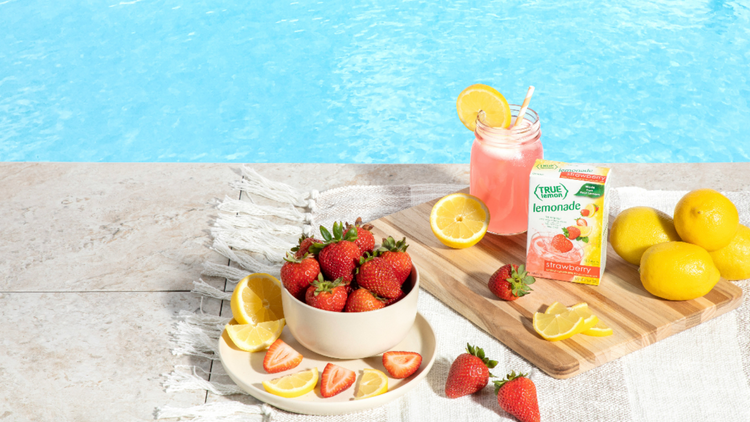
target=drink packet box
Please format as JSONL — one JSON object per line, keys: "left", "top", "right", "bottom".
{"left": 525, "top": 160, "right": 612, "bottom": 285}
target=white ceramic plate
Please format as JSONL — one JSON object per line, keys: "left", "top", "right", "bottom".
{"left": 218, "top": 312, "right": 437, "bottom": 415}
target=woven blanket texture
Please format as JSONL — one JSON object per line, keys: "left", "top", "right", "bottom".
{"left": 158, "top": 166, "right": 750, "bottom": 422}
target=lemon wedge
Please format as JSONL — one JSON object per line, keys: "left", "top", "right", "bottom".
{"left": 225, "top": 319, "right": 285, "bottom": 352}
{"left": 533, "top": 310, "right": 595, "bottom": 341}
{"left": 354, "top": 369, "right": 388, "bottom": 400}
{"left": 430, "top": 193, "right": 490, "bottom": 249}
{"left": 544, "top": 302, "right": 613, "bottom": 337}
{"left": 456, "top": 84, "right": 512, "bottom": 131}
{"left": 230, "top": 273, "right": 284, "bottom": 324}
{"left": 262, "top": 367, "right": 319, "bottom": 398}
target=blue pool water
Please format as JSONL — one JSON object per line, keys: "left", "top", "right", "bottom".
{"left": 1, "top": 0, "right": 749, "bottom": 163}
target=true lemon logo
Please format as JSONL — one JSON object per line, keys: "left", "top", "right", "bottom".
{"left": 534, "top": 184, "right": 568, "bottom": 201}
{"left": 536, "top": 163, "right": 558, "bottom": 170}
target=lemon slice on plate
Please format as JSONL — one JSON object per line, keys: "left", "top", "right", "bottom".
{"left": 355, "top": 368, "right": 389, "bottom": 400}
{"left": 230, "top": 273, "right": 284, "bottom": 324}
{"left": 544, "top": 302, "right": 613, "bottom": 337}
{"left": 262, "top": 367, "right": 319, "bottom": 398}
{"left": 430, "top": 193, "right": 490, "bottom": 249}
{"left": 533, "top": 310, "right": 596, "bottom": 341}
{"left": 225, "top": 319, "right": 286, "bottom": 352}
{"left": 456, "top": 83, "right": 512, "bottom": 131}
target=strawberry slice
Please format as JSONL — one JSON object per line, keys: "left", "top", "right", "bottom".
{"left": 262, "top": 339, "right": 303, "bottom": 374}
{"left": 320, "top": 363, "right": 356, "bottom": 398}
{"left": 382, "top": 351, "right": 422, "bottom": 379}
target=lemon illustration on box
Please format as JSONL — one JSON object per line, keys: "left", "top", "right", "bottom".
{"left": 526, "top": 160, "right": 612, "bottom": 285}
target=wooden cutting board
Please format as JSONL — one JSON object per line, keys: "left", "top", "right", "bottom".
{"left": 368, "top": 190, "right": 744, "bottom": 379}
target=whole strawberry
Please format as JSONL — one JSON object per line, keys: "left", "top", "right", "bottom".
{"left": 346, "top": 217, "right": 375, "bottom": 256}
{"left": 305, "top": 274, "right": 348, "bottom": 312}
{"left": 383, "top": 289, "right": 406, "bottom": 306}
{"left": 488, "top": 264, "right": 535, "bottom": 301}
{"left": 551, "top": 234, "right": 573, "bottom": 253}
{"left": 563, "top": 226, "right": 580, "bottom": 240}
{"left": 344, "top": 288, "right": 385, "bottom": 312}
{"left": 378, "top": 236, "right": 413, "bottom": 285}
{"left": 280, "top": 252, "right": 320, "bottom": 301}
{"left": 494, "top": 371, "right": 540, "bottom": 422}
{"left": 310, "top": 222, "right": 360, "bottom": 283}
{"left": 356, "top": 254, "right": 403, "bottom": 299}
{"left": 292, "top": 234, "right": 322, "bottom": 258}
{"left": 445, "top": 343, "right": 498, "bottom": 398}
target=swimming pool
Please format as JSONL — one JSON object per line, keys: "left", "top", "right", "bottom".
{"left": 1, "top": 0, "right": 749, "bottom": 163}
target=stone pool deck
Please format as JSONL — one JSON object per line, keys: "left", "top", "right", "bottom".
{"left": 1, "top": 162, "right": 748, "bottom": 421}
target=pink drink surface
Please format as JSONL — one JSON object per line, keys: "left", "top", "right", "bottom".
{"left": 526, "top": 233, "right": 585, "bottom": 281}
{"left": 470, "top": 123, "right": 543, "bottom": 234}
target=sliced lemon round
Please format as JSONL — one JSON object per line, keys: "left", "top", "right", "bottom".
{"left": 230, "top": 273, "right": 284, "bottom": 324}
{"left": 355, "top": 368, "right": 388, "bottom": 400}
{"left": 262, "top": 367, "right": 319, "bottom": 398}
{"left": 430, "top": 193, "right": 490, "bottom": 249}
{"left": 545, "top": 302, "right": 613, "bottom": 337}
{"left": 225, "top": 319, "right": 285, "bottom": 352}
{"left": 456, "top": 84, "right": 512, "bottom": 131}
{"left": 533, "top": 310, "right": 592, "bottom": 341}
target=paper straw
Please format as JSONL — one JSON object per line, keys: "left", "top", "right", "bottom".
{"left": 511, "top": 86, "right": 535, "bottom": 129}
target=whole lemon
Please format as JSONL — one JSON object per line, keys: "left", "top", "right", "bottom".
{"left": 640, "top": 241, "right": 720, "bottom": 301}
{"left": 609, "top": 206, "right": 681, "bottom": 265}
{"left": 709, "top": 224, "right": 750, "bottom": 280}
{"left": 673, "top": 189, "right": 739, "bottom": 251}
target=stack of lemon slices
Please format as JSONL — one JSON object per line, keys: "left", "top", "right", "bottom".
{"left": 533, "top": 301, "right": 613, "bottom": 341}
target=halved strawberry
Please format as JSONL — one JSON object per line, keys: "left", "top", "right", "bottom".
{"left": 262, "top": 339, "right": 303, "bottom": 374}
{"left": 320, "top": 363, "right": 356, "bottom": 398}
{"left": 382, "top": 351, "right": 422, "bottom": 379}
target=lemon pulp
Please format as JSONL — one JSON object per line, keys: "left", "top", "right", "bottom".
{"left": 429, "top": 193, "right": 490, "bottom": 249}
{"left": 225, "top": 319, "right": 285, "bottom": 352}
{"left": 230, "top": 273, "right": 284, "bottom": 324}
{"left": 355, "top": 369, "right": 388, "bottom": 399}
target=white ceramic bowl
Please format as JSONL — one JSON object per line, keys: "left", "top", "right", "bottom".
{"left": 281, "top": 266, "right": 420, "bottom": 359}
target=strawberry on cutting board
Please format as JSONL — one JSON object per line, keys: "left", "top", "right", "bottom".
{"left": 382, "top": 351, "right": 422, "bottom": 379}
{"left": 494, "top": 371, "right": 540, "bottom": 422}
{"left": 262, "top": 339, "right": 303, "bottom": 374}
{"left": 280, "top": 252, "right": 320, "bottom": 301}
{"left": 320, "top": 363, "right": 356, "bottom": 398}
{"left": 310, "top": 222, "right": 361, "bottom": 283}
{"left": 378, "top": 236, "right": 413, "bottom": 285}
{"left": 488, "top": 264, "right": 535, "bottom": 301}
{"left": 445, "top": 343, "right": 498, "bottom": 398}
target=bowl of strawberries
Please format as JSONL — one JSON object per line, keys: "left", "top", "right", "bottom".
{"left": 280, "top": 218, "right": 418, "bottom": 360}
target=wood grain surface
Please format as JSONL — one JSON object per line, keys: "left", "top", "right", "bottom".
{"left": 369, "top": 192, "right": 744, "bottom": 379}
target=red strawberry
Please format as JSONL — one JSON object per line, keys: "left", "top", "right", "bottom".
{"left": 378, "top": 236, "right": 413, "bottom": 285}
{"left": 356, "top": 254, "right": 403, "bottom": 299}
{"left": 344, "top": 288, "right": 385, "bottom": 312}
{"left": 280, "top": 252, "right": 320, "bottom": 301}
{"left": 262, "top": 339, "right": 303, "bottom": 374}
{"left": 445, "top": 343, "right": 498, "bottom": 398}
{"left": 346, "top": 217, "right": 375, "bottom": 256}
{"left": 383, "top": 289, "right": 406, "bottom": 306}
{"left": 305, "top": 274, "right": 348, "bottom": 312}
{"left": 494, "top": 371, "right": 540, "bottom": 422}
{"left": 292, "top": 234, "right": 322, "bottom": 258}
{"left": 551, "top": 234, "right": 573, "bottom": 253}
{"left": 320, "top": 363, "right": 356, "bottom": 398}
{"left": 563, "top": 226, "right": 581, "bottom": 240}
{"left": 575, "top": 218, "right": 587, "bottom": 227}
{"left": 382, "top": 351, "right": 422, "bottom": 379}
{"left": 310, "top": 222, "right": 361, "bottom": 283}
{"left": 488, "top": 264, "right": 535, "bottom": 301}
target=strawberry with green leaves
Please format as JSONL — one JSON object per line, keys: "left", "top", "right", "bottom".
{"left": 488, "top": 264, "right": 535, "bottom": 301}
{"left": 378, "top": 236, "right": 413, "bottom": 285}
{"left": 291, "top": 234, "right": 322, "bottom": 258}
{"left": 345, "top": 217, "right": 376, "bottom": 256}
{"left": 356, "top": 253, "right": 403, "bottom": 299}
{"left": 494, "top": 371, "right": 540, "bottom": 422}
{"left": 280, "top": 252, "right": 320, "bottom": 301}
{"left": 305, "top": 274, "right": 348, "bottom": 312}
{"left": 445, "top": 343, "right": 498, "bottom": 398}
{"left": 310, "top": 222, "right": 360, "bottom": 283}
{"left": 344, "top": 288, "right": 385, "bottom": 312}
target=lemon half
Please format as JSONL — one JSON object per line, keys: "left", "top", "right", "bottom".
{"left": 230, "top": 273, "right": 284, "bottom": 324}
{"left": 430, "top": 193, "right": 490, "bottom": 249}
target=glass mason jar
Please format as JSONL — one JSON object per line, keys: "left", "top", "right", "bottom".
{"left": 470, "top": 105, "right": 543, "bottom": 235}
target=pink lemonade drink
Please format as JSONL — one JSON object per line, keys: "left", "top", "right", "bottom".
{"left": 526, "top": 160, "right": 612, "bottom": 285}
{"left": 470, "top": 106, "right": 543, "bottom": 235}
